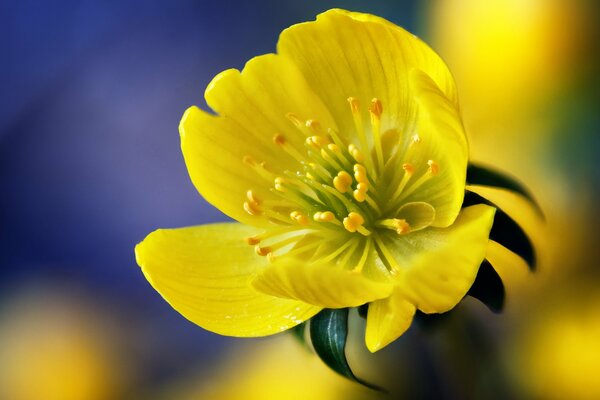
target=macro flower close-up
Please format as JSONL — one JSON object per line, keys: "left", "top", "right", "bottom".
{"left": 134, "top": 7, "right": 524, "bottom": 358}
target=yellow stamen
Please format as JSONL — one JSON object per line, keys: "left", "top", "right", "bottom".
{"left": 333, "top": 171, "right": 352, "bottom": 193}
{"left": 354, "top": 163, "right": 368, "bottom": 184}
{"left": 243, "top": 201, "right": 261, "bottom": 216}
{"left": 348, "top": 144, "right": 365, "bottom": 163}
{"left": 369, "top": 98, "right": 385, "bottom": 173}
{"left": 427, "top": 159, "right": 439, "bottom": 175}
{"left": 388, "top": 163, "right": 414, "bottom": 204}
{"left": 273, "top": 133, "right": 305, "bottom": 163}
{"left": 255, "top": 245, "right": 272, "bottom": 257}
{"left": 274, "top": 177, "right": 287, "bottom": 192}
{"left": 347, "top": 97, "right": 375, "bottom": 173}
{"left": 343, "top": 212, "right": 371, "bottom": 236}
{"left": 352, "top": 239, "right": 372, "bottom": 273}
{"left": 376, "top": 219, "right": 411, "bottom": 235}
{"left": 286, "top": 112, "right": 303, "bottom": 129}
{"left": 373, "top": 235, "right": 401, "bottom": 274}
{"left": 290, "top": 211, "right": 310, "bottom": 225}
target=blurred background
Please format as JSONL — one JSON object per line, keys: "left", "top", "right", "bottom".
{"left": 1, "top": 0, "right": 598, "bottom": 399}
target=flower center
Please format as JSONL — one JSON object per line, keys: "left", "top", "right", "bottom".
{"left": 242, "top": 97, "right": 440, "bottom": 273}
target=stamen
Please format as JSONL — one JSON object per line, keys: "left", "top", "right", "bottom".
{"left": 305, "top": 135, "right": 330, "bottom": 149}
{"left": 243, "top": 156, "right": 274, "bottom": 181}
{"left": 400, "top": 159, "right": 441, "bottom": 200}
{"left": 314, "top": 239, "right": 356, "bottom": 264}
{"left": 343, "top": 212, "right": 371, "bottom": 236}
{"left": 347, "top": 97, "right": 375, "bottom": 173}
{"left": 313, "top": 211, "right": 342, "bottom": 226}
{"left": 243, "top": 201, "right": 261, "bottom": 216}
{"left": 352, "top": 239, "right": 372, "bottom": 273}
{"left": 376, "top": 219, "right": 411, "bottom": 235}
{"left": 290, "top": 211, "right": 310, "bottom": 225}
{"left": 286, "top": 112, "right": 304, "bottom": 130}
{"left": 333, "top": 171, "right": 352, "bottom": 193}
{"left": 255, "top": 245, "right": 272, "bottom": 257}
{"left": 369, "top": 98, "right": 385, "bottom": 173}
{"left": 348, "top": 144, "right": 365, "bottom": 163}
{"left": 388, "top": 163, "right": 415, "bottom": 203}
{"left": 274, "top": 177, "right": 288, "bottom": 192}
{"left": 306, "top": 119, "right": 322, "bottom": 134}
{"left": 373, "top": 235, "right": 401, "bottom": 274}
{"left": 273, "top": 134, "right": 305, "bottom": 163}
{"left": 427, "top": 160, "right": 439, "bottom": 175}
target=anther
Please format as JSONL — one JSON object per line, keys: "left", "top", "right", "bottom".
{"left": 246, "top": 236, "right": 261, "bottom": 245}
{"left": 242, "top": 155, "right": 256, "bottom": 166}
{"left": 286, "top": 112, "right": 303, "bottom": 128}
{"left": 246, "top": 190, "right": 261, "bottom": 205}
{"left": 369, "top": 98, "right": 383, "bottom": 118}
{"left": 306, "top": 119, "right": 322, "bottom": 132}
{"left": 290, "top": 211, "right": 309, "bottom": 225}
{"left": 313, "top": 211, "right": 335, "bottom": 222}
{"left": 411, "top": 134, "right": 421, "bottom": 144}
{"left": 427, "top": 160, "right": 439, "bottom": 175}
{"left": 354, "top": 164, "right": 368, "bottom": 183}
{"left": 254, "top": 245, "right": 272, "bottom": 257}
{"left": 348, "top": 144, "right": 365, "bottom": 162}
{"left": 274, "top": 177, "right": 287, "bottom": 192}
{"left": 333, "top": 171, "right": 353, "bottom": 193}
{"left": 376, "top": 218, "right": 411, "bottom": 235}
{"left": 347, "top": 97, "right": 360, "bottom": 114}
{"left": 327, "top": 143, "right": 341, "bottom": 154}
{"left": 403, "top": 163, "right": 415, "bottom": 175}
{"left": 343, "top": 212, "right": 371, "bottom": 236}
{"left": 272, "top": 133, "right": 286, "bottom": 146}
{"left": 243, "top": 201, "right": 261, "bottom": 216}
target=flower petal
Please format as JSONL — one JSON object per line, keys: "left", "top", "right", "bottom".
{"left": 365, "top": 289, "right": 416, "bottom": 352}
{"left": 396, "top": 70, "right": 468, "bottom": 227}
{"left": 135, "top": 223, "right": 321, "bottom": 337}
{"left": 181, "top": 54, "right": 337, "bottom": 227}
{"left": 251, "top": 258, "right": 393, "bottom": 308}
{"left": 278, "top": 8, "right": 459, "bottom": 144}
{"left": 385, "top": 204, "right": 495, "bottom": 312}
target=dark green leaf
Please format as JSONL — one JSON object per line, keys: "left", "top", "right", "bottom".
{"left": 467, "top": 163, "right": 544, "bottom": 219}
{"left": 467, "top": 259, "right": 505, "bottom": 313}
{"left": 310, "top": 309, "right": 383, "bottom": 391}
{"left": 463, "top": 191, "right": 536, "bottom": 271}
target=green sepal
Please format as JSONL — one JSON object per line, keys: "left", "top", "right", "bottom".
{"left": 467, "top": 163, "right": 544, "bottom": 219}
{"left": 463, "top": 191, "right": 536, "bottom": 271}
{"left": 467, "top": 259, "right": 505, "bottom": 313}
{"left": 309, "top": 308, "right": 383, "bottom": 391}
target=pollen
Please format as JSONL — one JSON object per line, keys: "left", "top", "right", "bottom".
{"left": 290, "top": 211, "right": 309, "bottom": 225}
{"left": 427, "top": 160, "right": 439, "bottom": 175}
{"left": 369, "top": 98, "right": 383, "bottom": 119}
{"left": 254, "top": 245, "right": 272, "bottom": 257}
{"left": 333, "top": 171, "right": 353, "bottom": 193}
{"left": 313, "top": 211, "right": 335, "bottom": 222}
{"left": 347, "top": 97, "right": 360, "bottom": 114}
{"left": 348, "top": 144, "right": 365, "bottom": 162}
{"left": 343, "top": 212, "right": 371, "bottom": 236}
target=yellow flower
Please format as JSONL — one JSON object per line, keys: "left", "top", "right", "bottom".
{"left": 135, "top": 9, "right": 496, "bottom": 353}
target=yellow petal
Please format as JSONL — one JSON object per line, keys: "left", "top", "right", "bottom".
{"left": 397, "top": 70, "right": 469, "bottom": 227}
{"left": 404, "top": 205, "right": 495, "bottom": 313}
{"left": 135, "top": 223, "right": 321, "bottom": 337}
{"left": 365, "top": 289, "right": 416, "bottom": 352}
{"left": 397, "top": 201, "right": 436, "bottom": 232}
{"left": 251, "top": 257, "right": 393, "bottom": 308}
{"left": 181, "top": 54, "right": 336, "bottom": 227}
{"left": 278, "top": 8, "right": 458, "bottom": 143}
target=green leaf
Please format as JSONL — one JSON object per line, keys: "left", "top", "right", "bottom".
{"left": 467, "top": 163, "right": 544, "bottom": 219}
{"left": 309, "top": 309, "right": 383, "bottom": 391}
{"left": 467, "top": 259, "right": 505, "bottom": 313}
{"left": 463, "top": 191, "right": 536, "bottom": 271}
